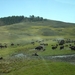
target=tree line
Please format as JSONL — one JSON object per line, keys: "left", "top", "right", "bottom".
{"left": 0, "top": 15, "right": 48, "bottom": 26}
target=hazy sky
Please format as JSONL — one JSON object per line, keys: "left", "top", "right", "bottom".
{"left": 0, "top": 0, "right": 75, "bottom": 23}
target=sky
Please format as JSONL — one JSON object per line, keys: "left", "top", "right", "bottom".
{"left": 0, "top": 0, "right": 75, "bottom": 23}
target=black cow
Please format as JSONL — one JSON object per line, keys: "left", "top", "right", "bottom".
{"left": 52, "top": 46, "right": 57, "bottom": 50}
{"left": 59, "top": 40, "right": 65, "bottom": 45}
{"left": 11, "top": 43, "right": 14, "bottom": 46}
{"left": 60, "top": 46, "right": 64, "bottom": 50}
{"left": 69, "top": 44, "right": 72, "bottom": 46}
{"left": 0, "top": 57, "right": 3, "bottom": 60}
{"left": 35, "top": 46, "right": 43, "bottom": 50}
{"left": 0, "top": 45, "right": 5, "bottom": 49}
{"left": 69, "top": 46, "right": 75, "bottom": 51}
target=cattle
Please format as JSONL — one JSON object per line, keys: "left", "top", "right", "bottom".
{"left": 59, "top": 40, "right": 65, "bottom": 45}
{"left": 69, "top": 44, "right": 72, "bottom": 46}
{"left": 0, "top": 57, "right": 3, "bottom": 60}
{"left": 52, "top": 46, "right": 57, "bottom": 50}
{"left": 69, "top": 46, "right": 75, "bottom": 51}
{"left": 60, "top": 46, "right": 64, "bottom": 50}
{"left": 0, "top": 45, "right": 5, "bottom": 49}
{"left": 0, "top": 43, "right": 7, "bottom": 49}
{"left": 35, "top": 46, "right": 43, "bottom": 50}
{"left": 11, "top": 43, "right": 14, "bottom": 46}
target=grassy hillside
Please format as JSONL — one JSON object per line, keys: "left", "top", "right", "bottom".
{"left": 0, "top": 20, "right": 75, "bottom": 75}
{"left": 0, "top": 20, "right": 75, "bottom": 56}
{"left": 0, "top": 21, "right": 75, "bottom": 43}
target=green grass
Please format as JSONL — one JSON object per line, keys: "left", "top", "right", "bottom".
{"left": 0, "top": 59, "right": 75, "bottom": 75}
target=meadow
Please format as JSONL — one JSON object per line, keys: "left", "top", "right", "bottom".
{"left": 0, "top": 21, "right": 75, "bottom": 75}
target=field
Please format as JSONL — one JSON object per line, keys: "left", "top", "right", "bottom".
{"left": 0, "top": 21, "right": 75, "bottom": 75}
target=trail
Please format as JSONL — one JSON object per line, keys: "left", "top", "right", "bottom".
{"left": 40, "top": 55, "right": 53, "bottom": 75}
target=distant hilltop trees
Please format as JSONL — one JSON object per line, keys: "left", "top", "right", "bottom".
{"left": 0, "top": 16, "right": 24, "bottom": 25}
{"left": 0, "top": 15, "right": 48, "bottom": 25}
{"left": 24, "top": 15, "right": 47, "bottom": 22}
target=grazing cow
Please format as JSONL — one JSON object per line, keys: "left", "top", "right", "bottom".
{"left": 69, "top": 46, "right": 75, "bottom": 51}
{"left": 0, "top": 57, "right": 3, "bottom": 60}
{"left": 69, "top": 44, "right": 72, "bottom": 46}
{"left": 52, "top": 46, "right": 57, "bottom": 50}
{"left": 60, "top": 46, "right": 64, "bottom": 50}
{"left": 0, "top": 45, "right": 5, "bottom": 49}
{"left": 35, "top": 46, "right": 43, "bottom": 50}
{"left": 59, "top": 40, "right": 65, "bottom": 45}
{"left": 11, "top": 43, "right": 14, "bottom": 46}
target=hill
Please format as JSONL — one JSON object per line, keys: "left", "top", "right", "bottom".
{"left": 0, "top": 19, "right": 75, "bottom": 44}
{"left": 0, "top": 16, "right": 75, "bottom": 75}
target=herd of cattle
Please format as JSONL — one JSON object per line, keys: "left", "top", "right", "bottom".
{"left": 31, "top": 39, "right": 75, "bottom": 56}
{"left": 33, "top": 39, "right": 75, "bottom": 52}
{"left": 0, "top": 43, "right": 20, "bottom": 49}
{"left": 0, "top": 38, "right": 75, "bottom": 59}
